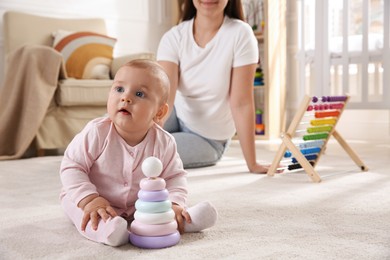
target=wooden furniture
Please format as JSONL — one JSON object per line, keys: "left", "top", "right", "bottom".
{"left": 254, "top": 0, "right": 286, "bottom": 140}
{"left": 267, "top": 95, "right": 368, "bottom": 182}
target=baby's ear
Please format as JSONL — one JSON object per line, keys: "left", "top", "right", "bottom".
{"left": 154, "top": 103, "right": 169, "bottom": 123}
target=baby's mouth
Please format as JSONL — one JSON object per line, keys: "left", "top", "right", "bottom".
{"left": 119, "top": 108, "right": 130, "bottom": 115}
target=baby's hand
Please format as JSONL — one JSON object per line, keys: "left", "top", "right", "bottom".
{"left": 172, "top": 203, "right": 191, "bottom": 234}
{"left": 80, "top": 196, "right": 118, "bottom": 231}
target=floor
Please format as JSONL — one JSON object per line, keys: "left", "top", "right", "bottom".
{"left": 0, "top": 137, "right": 389, "bottom": 259}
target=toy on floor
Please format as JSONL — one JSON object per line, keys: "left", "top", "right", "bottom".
{"left": 267, "top": 95, "right": 368, "bottom": 182}
{"left": 129, "top": 156, "right": 180, "bottom": 249}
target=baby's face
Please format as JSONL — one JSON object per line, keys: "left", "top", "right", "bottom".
{"left": 107, "top": 66, "right": 165, "bottom": 143}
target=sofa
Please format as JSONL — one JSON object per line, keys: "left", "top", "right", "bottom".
{"left": 1, "top": 11, "right": 154, "bottom": 158}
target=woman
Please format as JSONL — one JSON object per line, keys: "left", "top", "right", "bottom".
{"left": 157, "top": 0, "right": 273, "bottom": 173}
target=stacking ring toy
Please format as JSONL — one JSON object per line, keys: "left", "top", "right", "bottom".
{"left": 135, "top": 200, "right": 172, "bottom": 213}
{"left": 131, "top": 156, "right": 181, "bottom": 249}
{"left": 134, "top": 209, "right": 175, "bottom": 225}
{"left": 130, "top": 220, "right": 178, "bottom": 236}
{"left": 140, "top": 178, "right": 166, "bottom": 191}
{"left": 138, "top": 189, "right": 169, "bottom": 202}
{"left": 129, "top": 230, "right": 180, "bottom": 249}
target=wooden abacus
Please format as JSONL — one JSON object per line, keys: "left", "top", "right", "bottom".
{"left": 267, "top": 95, "right": 368, "bottom": 182}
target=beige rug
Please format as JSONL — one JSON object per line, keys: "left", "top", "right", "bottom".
{"left": 0, "top": 140, "right": 389, "bottom": 259}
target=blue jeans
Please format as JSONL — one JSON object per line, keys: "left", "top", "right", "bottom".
{"left": 164, "top": 109, "right": 229, "bottom": 168}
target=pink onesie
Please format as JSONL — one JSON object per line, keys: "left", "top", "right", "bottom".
{"left": 60, "top": 117, "right": 188, "bottom": 244}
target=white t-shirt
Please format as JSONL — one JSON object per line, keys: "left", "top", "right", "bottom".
{"left": 157, "top": 16, "right": 258, "bottom": 140}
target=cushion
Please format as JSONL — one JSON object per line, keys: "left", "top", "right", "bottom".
{"left": 56, "top": 79, "right": 112, "bottom": 106}
{"left": 53, "top": 30, "right": 116, "bottom": 79}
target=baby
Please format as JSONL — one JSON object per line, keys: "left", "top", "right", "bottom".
{"left": 60, "top": 59, "right": 217, "bottom": 246}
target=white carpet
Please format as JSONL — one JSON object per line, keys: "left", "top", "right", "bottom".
{"left": 0, "top": 140, "right": 389, "bottom": 259}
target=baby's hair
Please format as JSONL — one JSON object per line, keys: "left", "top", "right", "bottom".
{"left": 122, "top": 59, "right": 170, "bottom": 104}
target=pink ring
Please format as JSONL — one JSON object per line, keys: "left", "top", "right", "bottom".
{"left": 130, "top": 220, "right": 178, "bottom": 236}
{"left": 138, "top": 189, "right": 169, "bottom": 202}
{"left": 129, "top": 231, "right": 180, "bottom": 249}
{"left": 140, "top": 178, "right": 166, "bottom": 191}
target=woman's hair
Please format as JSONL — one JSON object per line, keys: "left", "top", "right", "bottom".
{"left": 181, "top": 0, "right": 244, "bottom": 21}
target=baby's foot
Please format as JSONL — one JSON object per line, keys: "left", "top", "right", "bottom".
{"left": 184, "top": 201, "right": 218, "bottom": 233}
{"left": 104, "top": 217, "right": 129, "bottom": 246}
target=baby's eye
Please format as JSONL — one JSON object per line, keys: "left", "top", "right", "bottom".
{"left": 115, "top": 86, "right": 125, "bottom": 93}
{"left": 135, "top": 91, "right": 145, "bottom": 98}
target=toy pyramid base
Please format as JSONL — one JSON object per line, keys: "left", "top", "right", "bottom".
{"left": 129, "top": 231, "right": 180, "bottom": 249}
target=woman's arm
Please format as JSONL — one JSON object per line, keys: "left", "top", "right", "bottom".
{"left": 229, "top": 64, "right": 270, "bottom": 173}
{"left": 158, "top": 61, "right": 179, "bottom": 125}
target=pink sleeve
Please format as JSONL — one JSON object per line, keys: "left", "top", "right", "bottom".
{"left": 60, "top": 121, "right": 104, "bottom": 205}
{"left": 159, "top": 136, "right": 188, "bottom": 208}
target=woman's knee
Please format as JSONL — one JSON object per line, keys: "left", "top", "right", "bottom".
{"left": 172, "top": 133, "right": 221, "bottom": 168}
{"left": 163, "top": 109, "right": 180, "bottom": 133}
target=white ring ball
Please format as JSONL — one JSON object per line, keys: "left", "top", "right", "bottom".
{"left": 142, "top": 156, "right": 163, "bottom": 178}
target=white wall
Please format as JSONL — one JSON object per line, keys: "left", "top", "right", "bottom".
{"left": 337, "top": 110, "right": 390, "bottom": 142}
{"left": 0, "top": 0, "right": 179, "bottom": 85}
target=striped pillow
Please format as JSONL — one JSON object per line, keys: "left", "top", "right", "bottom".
{"left": 53, "top": 30, "right": 116, "bottom": 79}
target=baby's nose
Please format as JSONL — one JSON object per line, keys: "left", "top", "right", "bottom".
{"left": 121, "top": 98, "right": 132, "bottom": 104}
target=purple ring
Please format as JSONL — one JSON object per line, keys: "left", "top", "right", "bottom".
{"left": 129, "top": 231, "right": 180, "bottom": 249}
{"left": 138, "top": 189, "right": 169, "bottom": 202}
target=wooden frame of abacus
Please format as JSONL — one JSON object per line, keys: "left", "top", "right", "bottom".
{"left": 267, "top": 95, "right": 368, "bottom": 182}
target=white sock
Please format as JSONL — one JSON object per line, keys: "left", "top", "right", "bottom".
{"left": 184, "top": 201, "right": 218, "bottom": 233}
{"left": 104, "top": 217, "right": 129, "bottom": 247}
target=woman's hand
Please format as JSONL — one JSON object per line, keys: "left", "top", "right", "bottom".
{"left": 79, "top": 196, "right": 118, "bottom": 231}
{"left": 248, "top": 162, "right": 284, "bottom": 174}
{"left": 172, "top": 203, "right": 191, "bottom": 234}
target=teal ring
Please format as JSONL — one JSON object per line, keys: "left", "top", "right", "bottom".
{"left": 135, "top": 199, "right": 172, "bottom": 213}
